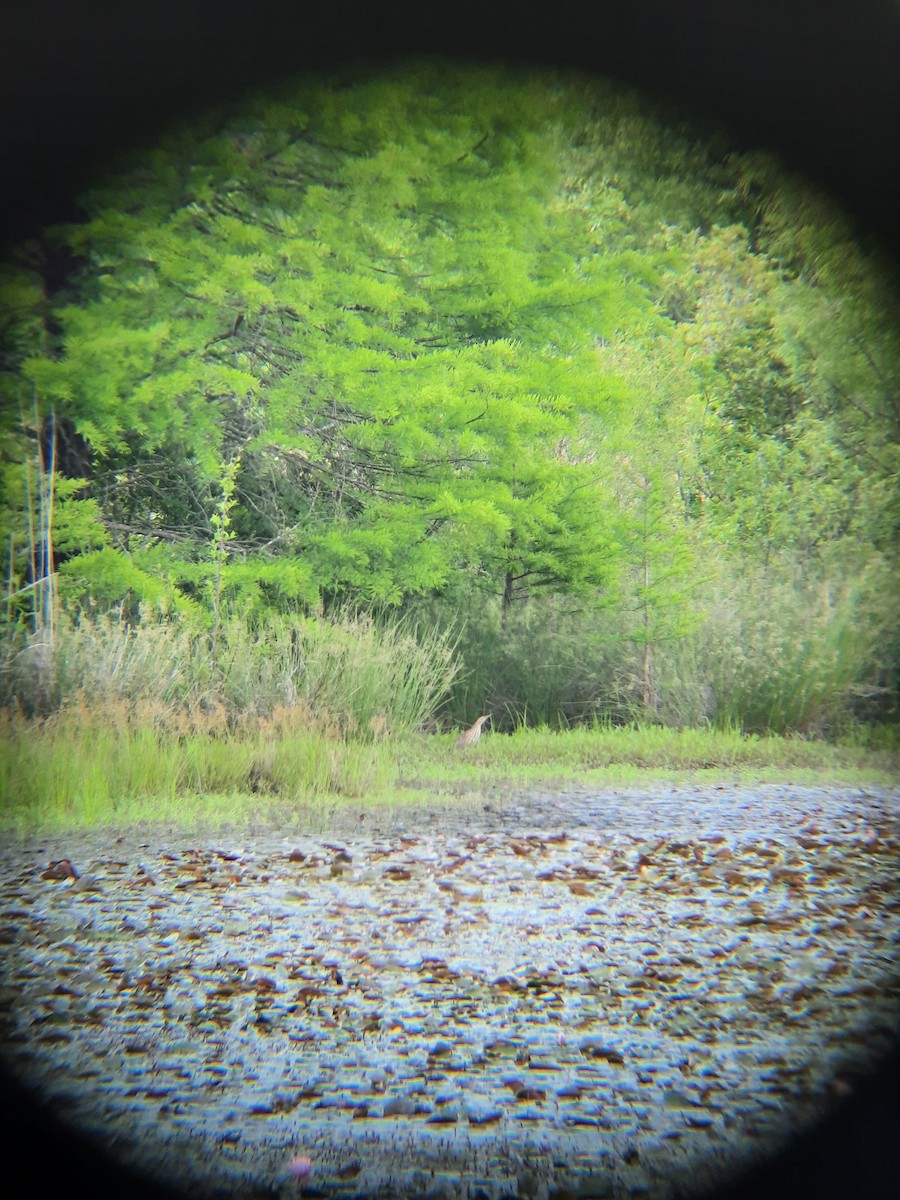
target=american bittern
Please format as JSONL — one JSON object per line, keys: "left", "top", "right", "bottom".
{"left": 455, "top": 714, "right": 490, "bottom": 749}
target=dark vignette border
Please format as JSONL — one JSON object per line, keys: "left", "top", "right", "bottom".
{"left": 1, "top": 2, "right": 898, "bottom": 1197}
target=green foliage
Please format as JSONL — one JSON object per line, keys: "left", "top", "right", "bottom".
{"left": 0, "top": 701, "right": 396, "bottom": 826}
{"left": 3, "top": 703, "right": 894, "bottom": 832}
{"left": 398, "top": 721, "right": 897, "bottom": 784}
{"left": 1, "top": 61, "right": 897, "bottom": 737}
{"left": 416, "top": 543, "right": 898, "bottom": 737}
{"left": 0, "top": 606, "right": 457, "bottom": 734}
{"left": 57, "top": 547, "right": 168, "bottom": 608}
{"left": 2, "top": 63, "right": 661, "bottom": 616}
{"left": 654, "top": 555, "right": 898, "bottom": 734}
{"left": 427, "top": 592, "right": 627, "bottom": 729}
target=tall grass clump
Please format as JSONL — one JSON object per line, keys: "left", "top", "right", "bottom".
{"left": 402, "top": 718, "right": 897, "bottom": 781}
{"left": 417, "top": 593, "right": 641, "bottom": 730}
{"left": 655, "top": 558, "right": 898, "bottom": 735}
{"left": 0, "top": 606, "right": 453, "bottom": 823}
{"left": 0, "top": 698, "right": 397, "bottom": 827}
{"left": 0, "top": 606, "right": 458, "bottom": 736}
{"left": 213, "top": 610, "right": 458, "bottom": 735}
{"left": 415, "top": 551, "right": 896, "bottom": 737}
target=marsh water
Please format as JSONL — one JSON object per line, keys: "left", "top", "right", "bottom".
{"left": 1, "top": 783, "right": 898, "bottom": 1198}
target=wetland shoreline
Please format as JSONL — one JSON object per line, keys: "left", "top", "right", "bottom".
{"left": 1, "top": 783, "right": 898, "bottom": 1199}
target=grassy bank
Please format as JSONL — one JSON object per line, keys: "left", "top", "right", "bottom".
{"left": 1, "top": 706, "right": 896, "bottom": 832}
{"left": 2, "top": 601, "right": 896, "bottom": 834}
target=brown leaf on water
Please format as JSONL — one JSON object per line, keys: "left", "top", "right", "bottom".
{"left": 252, "top": 976, "right": 278, "bottom": 995}
{"left": 797, "top": 836, "right": 822, "bottom": 850}
{"left": 175, "top": 875, "right": 208, "bottom": 889}
{"left": 296, "top": 985, "right": 324, "bottom": 1004}
{"left": 490, "top": 975, "right": 525, "bottom": 993}
{"left": 383, "top": 866, "right": 412, "bottom": 881}
{"left": 134, "top": 972, "right": 169, "bottom": 994}
{"left": 582, "top": 939, "right": 606, "bottom": 953}
{"left": 41, "top": 859, "right": 79, "bottom": 881}
{"left": 209, "top": 982, "right": 246, "bottom": 998}
{"left": 325, "top": 845, "right": 353, "bottom": 863}
{"left": 579, "top": 1039, "right": 625, "bottom": 1063}
{"left": 51, "top": 982, "right": 79, "bottom": 996}
{"left": 438, "top": 854, "right": 472, "bottom": 873}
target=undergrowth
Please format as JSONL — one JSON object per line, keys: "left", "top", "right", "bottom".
{"left": 0, "top": 598, "right": 896, "bottom": 831}
{"left": 1, "top": 706, "right": 895, "bottom": 831}
{"left": 1, "top": 607, "right": 457, "bottom": 733}
{"left": 0, "top": 698, "right": 395, "bottom": 827}
{"left": 403, "top": 721, "right": 899, "bottom": 778}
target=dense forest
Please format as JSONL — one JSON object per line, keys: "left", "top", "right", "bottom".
{"left": 1, "top": 61, "right": 898, "bottom": 735}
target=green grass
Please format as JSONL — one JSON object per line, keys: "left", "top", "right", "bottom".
{"left": 0, "top": 699, "right": 395, "bottom": 831}
{"left": 2, "top": 607, "right": 459, "bottom": 735}
{"left": 1, "top": 709, "right": 895, "bottom": 833}
{"left": 399, "top": 722, "right": 899, "bottom": 778}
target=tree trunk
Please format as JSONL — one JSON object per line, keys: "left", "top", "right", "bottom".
{"left": 641, "top": 639, "right": 654, "bottom": 716}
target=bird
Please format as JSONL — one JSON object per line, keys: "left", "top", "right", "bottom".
{"left": 455, "top": 714, "right": 490, "bottom": 749}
